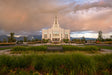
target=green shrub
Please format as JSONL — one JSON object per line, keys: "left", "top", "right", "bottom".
{"left": 33, "top": 53, "right": 96, "bottom": 75}
{"left": 93, "top": 54, "right": 112, "bottom": 72}
{"left": 12, "top": 56, "right": 32, "bottom": 68}
{"left": 0, "top": 55, "right": 32, "bottom": 69}
{"left": 12, "top": 46, "right": 47, "bottom": 51}
{"left": 12, "top": 45, "right": 100, "bottom": 52}
{"left": 1, "top": 54, "right": 112, "bottom": 74}
{"left": 18, "top": 70, "right": 29, "bottom": 75}
{"left": 0, "top": 43, "right": 15, "bottom": 46}
{"left": 12, "top": 46, "right": 27, "bottom": 51}
{"left": 28, "top": 46, "right": 47, "bottom": 51}
{"left": 63, "top": 45, "right": 100, "bottom": 51}
{"left": 0, "top": 66, "right": 9, "bottom": 75}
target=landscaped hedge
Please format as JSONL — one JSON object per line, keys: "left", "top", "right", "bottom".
{"left": 0, "top": 43, "right": 16, "bottom": 46}
{"left": 0, "top": 53, "right": 112, "bottom": 75}
{"left": 12, "top": 46, "right": 47, "bottom": 51}
{"left": 28, "top": 46, "right": 47, "bottom": 51}
{"left": 12, "top": 45, "right": 100, "bottom": 52}
{"left": 63, "top": 45, "right": 100, "bottom": 51}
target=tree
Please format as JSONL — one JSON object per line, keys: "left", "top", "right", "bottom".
{"left": 24, "top": 37, "right": 27, "bottom": 42}
{"left": 110, "top": 35, "right": 112, "bottom": 39}
{"left": 81, "top": 36, "right": 86, "bottom": 41}
{"left": 35, "top": 39, "right": 38, "bottom": 41}
{"left": 72, "top": 39, "right": 81, "bottom": 43}
{"left": 42, "top": 39, "right": 49, "bottom": 43}
{"left": 63, "top": 39, "right": 69, "bottom": 43}
{"left": 8, "top": 32, "right": 16, "bottom": 42}
{"left": 97, "top": 31, "right": 103, "bottom": 41}
{"left": 3, "top": 38, "right": 7, "bottom": 43}
{"left": 28, "top": 40, "right": 31, "bottom": 42}
{"left": 32, "top": 39, "right": 35, "bottom": 42}
{"left": 81, "top": 36, "right": 86, "bottom": 43}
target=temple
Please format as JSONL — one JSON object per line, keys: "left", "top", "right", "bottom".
{"left": 42, "top": 16, "right": 70, "bottom": 42}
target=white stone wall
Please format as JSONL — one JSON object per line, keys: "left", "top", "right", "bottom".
{"left": 42, "top": 27, "right": 70, "bottom": 41}
{"left": 42, "top": 16, "right": 70, "bottom": 42}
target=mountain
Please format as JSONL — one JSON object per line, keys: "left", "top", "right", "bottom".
{"left": 16, "top": 35, "right": 42, "bottom": 41}
{"left": 70, "top": 37, "right": 96, "bottom": 40}
{"left": 0, "top": 35, "right": 8, "bottom": 41}
{"left": 0, "top": 34, "right": 96, "bottom": 41}
{"left": 27, "top": 35, "right": 42, "bottom": 40}
{"left": 0, "top": 35, "right": 42, "bottom": 41}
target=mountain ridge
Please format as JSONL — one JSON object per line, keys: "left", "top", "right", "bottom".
{"left": 0, "top": 35, "right": 96, "bottom": 41}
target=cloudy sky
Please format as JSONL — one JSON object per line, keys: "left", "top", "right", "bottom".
{"left": 0, "top": 0, "right": 112, "bottom": 38}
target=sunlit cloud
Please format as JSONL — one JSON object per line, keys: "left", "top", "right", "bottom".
{"left": 0, "top": 0, "right": 111, "bottom": 38}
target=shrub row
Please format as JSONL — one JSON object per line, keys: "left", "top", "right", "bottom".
{"left": 0, "top": 43, "right": 15, "bottom": 46}
{"left": 12, "top": 45, "right": 100, "bottom": 51}
{"left": 0, "top": 53, "right": 112, "bottom": 75}
{"left": 12, "top": 46, "right": 47, "bottom": 51}
{"left": 63, "top": 45, "right": 100, "bottom": 51}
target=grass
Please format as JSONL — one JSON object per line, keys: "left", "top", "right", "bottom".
{"left": 0, "top": 47, "right": 12, "bottom": 50}
{"left": 10, "top": 45, "right": 100, "bottom": 54}
{"left": 11, "top": 45, "right": 100, "bottom": 52}
{"left": 96, "top": 46, "right": 112, "bottom": 50}
{"left": 63, "top": 45, "right": 100, "bottom": 51}
{"left": 85, "top": 45, "right": 112, "bottom": 50}
{"left": 10, "top": 50, "right": 99, "bottom": 55}
{"left": 12, "top": 46, "right": 47, "bottom": 51}
{"left": 0, "top": 53, "right": 112, "bottom": 75}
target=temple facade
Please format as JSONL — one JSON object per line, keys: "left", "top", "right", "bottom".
{"left": 42, "top": 16, "right": 70, "bottom": 42}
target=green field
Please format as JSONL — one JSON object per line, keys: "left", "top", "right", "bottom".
{"left": 11, "top": 45, "right": 100, "bottom": 51}
{"left": 0, "top": 53, "right": 112, "bottom": 75}
{"left": 0, "top": 47, "right": 12, "bottom": 50}
{"left": 96, "top": 45, "right": 112, "bottom": 50}
{"left": 10, "top": 45, "right": 100, "bottom": 54}
{"left": 0, "top": 45, "right": 112, "bottom": 75}
{"left": 85, "top": 45, "right": 112, "bottom": 50}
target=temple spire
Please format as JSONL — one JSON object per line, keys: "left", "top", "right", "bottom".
{"left": 53, "top": 16, "right": 59, "bottom": 28}
{"left": 54, "top": 16, "right": 58, "bottom": 24}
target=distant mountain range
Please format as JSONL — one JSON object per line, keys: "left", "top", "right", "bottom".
{"left": 0, "top": 35, "right": 96, "bottom": 41}
{"left": 70, "top": 37, "right": 96, "bottom": 40}
{"left": 0, "top": 35, "right": 8, "bottom": 41}
{"left": 16, "top": 35, "right": 42, "bottom": 41}
{"left": 0, "top": 35, "right": 42, "bottom": 41}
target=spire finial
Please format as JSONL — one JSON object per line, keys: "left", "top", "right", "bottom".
{"left": 54, "top": 16, "right": 58, "bottom": 24}
{"left": 53, "top": 15, "right": 59, "bottom": 28}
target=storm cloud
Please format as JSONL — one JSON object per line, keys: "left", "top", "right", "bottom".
{"left": 0, "top": 0, "right": 112, "bottom": 36}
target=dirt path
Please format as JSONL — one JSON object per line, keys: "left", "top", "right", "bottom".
{"left": 0, "top": 49, "right": 11, "bottom": 55}
{"left": 100, "top": 49, "right": 112, "bottom": 54}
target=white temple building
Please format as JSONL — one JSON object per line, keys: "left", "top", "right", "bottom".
{"left": 42, "top": 16, "right": 70, "bottom": 42}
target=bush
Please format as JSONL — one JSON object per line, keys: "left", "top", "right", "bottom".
{"left": 1, "top": 54, "right": 112, "bottom": 74}
{"left": 33, "top": 53, "right": 96, "bottom": 75}
{"left": 93, "top": 54, "right": 112, "bottom": 72}
{"left": 12, "top": 46, "right": 47, "bottom": 51}
{"left": 28, "top": 46, "right": 47, "bottom": 51}
{"left": 0, "top": 43, "right": 15, "bottom": 46}
{"left": 12, "top": 46, "right": 27, "bottom": 51}
{"left": 63, "top": 45, "right": 100, "bottom": 51}
{"left": 12, "top": 45, "right": 100, "bottom": 52}
{"left": 0, "top": 55, "right": 32, "bottom": 69}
